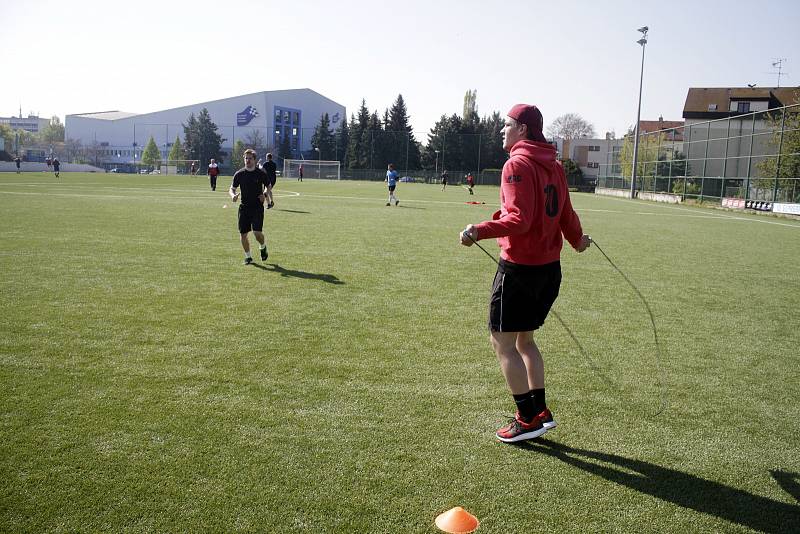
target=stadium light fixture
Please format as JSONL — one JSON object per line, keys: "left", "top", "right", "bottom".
{"left": 314, "top": 147, "right": 321, "bottom": 178}
{"left": 434, "top": 150, "right": 440, "bottom": 177}
{"left": 631, "top": 25, "right": 649, "bottom": 199}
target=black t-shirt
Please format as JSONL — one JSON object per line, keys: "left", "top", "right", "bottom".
{"left": 53, "top": 159, "right": 60, "bottom": 170}
{"left": 231, "top": 168, "right": 268, "bottom": 207}
{"left": 263, "top": 160, "right": 277, "bottom": 179}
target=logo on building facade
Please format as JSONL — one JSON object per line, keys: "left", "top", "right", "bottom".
{"left": 237, "top": 106, "right": 259, "bottom": 126}
{"left": 332, "top": 112, "right": 340, "bottom": 124}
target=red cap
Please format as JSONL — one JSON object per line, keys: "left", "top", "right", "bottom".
{"left": 507, "top": 104, "right": 547, "bottom": 143}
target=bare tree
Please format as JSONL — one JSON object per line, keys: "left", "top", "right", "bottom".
{"left": 546, "top": 113, "right": 596, "bottom": 141}
{"left": 244, "top": 129, "right": 267, "bottom": 155}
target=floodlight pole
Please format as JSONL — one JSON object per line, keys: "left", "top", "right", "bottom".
{"left": 631, "top": 26, "right": 648, "bottom": 199}
{"left": 315, "top": 147, "right": 320, "bottom": 178}
{"left": 434, "top": 150, "right": 440, "bottom": 179}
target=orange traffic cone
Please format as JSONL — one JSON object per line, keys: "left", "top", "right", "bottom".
{"left": 435, "top": 506, "right": 480, "bottom": 533}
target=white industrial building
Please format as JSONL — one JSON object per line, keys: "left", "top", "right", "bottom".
{"left": 65, "top": 88, "right": 345, "bottom": 169}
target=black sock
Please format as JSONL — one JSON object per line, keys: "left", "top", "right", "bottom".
{"left": 530, "top": 388, "right": 546, "bottom": 413}
{"left": 513, "top": 392, "right": 536, "bottom": 422}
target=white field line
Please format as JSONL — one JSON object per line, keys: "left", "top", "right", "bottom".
{"left": 1, "top": 183, "right": 798, "bottom": 228}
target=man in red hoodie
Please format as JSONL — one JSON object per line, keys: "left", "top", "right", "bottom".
{"left": 460, "top": 104, "right": 590, "bottom": 443}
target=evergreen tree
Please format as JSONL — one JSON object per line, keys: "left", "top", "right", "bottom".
{"left": 479, "top": 112, "right": 506, "bottom": 171}
{"left": 183, "top": 108, "right": 225, "bottom": 166}
{"left": 142, "top": 136, "right": 161, "bottom": 168}
{"left": 182, "top": 113, "right": 198, "bottom": 162}
{"left": 386, "top": 94, "right": 421, "bottom": 171}
{"left": 561, "top": 158, "right": 583, "bottom": 187}
{"left": 310, "top": 113, "right": 335, "bottom": 160}
{"left": 347, "top": 101, "right": 370, "bottom": 169}
{"left": 361, "top": 111, "right": 382, "bottom": 169}
{"left": 334, "top": 116, "right": 350, "bottom": 168}
{"left": 167, "top": 135, "right": 186, "bottom": 172}
{"left": 425, "top": 114, "right": 465, "bottom": 172}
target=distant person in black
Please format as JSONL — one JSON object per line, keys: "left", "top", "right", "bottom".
{"left": 46, "top": 157, "right": 52, "bottom": 171}
{"left": 229, "top": 149, "right": 269, "bottom": 265}
{"left": 262, "top": 153, "right": 277, "bottom": 209}
{"left": 52, "top": 157, "right": 60, "bottom": 178}
{"left": 298, "top": 164, "right": 303, "bottom": 182}
{"left": 14, "top": 156, "right": 21, "bottom": 174}
{"left": 207, "top": 159, "right": 220, "bottom": 191}
{"left": 441, "top": 170, "right": 449, "bottom": 191}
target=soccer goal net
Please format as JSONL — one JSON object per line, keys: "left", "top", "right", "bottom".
{"left": 159, "top": 160, "right": 201, "bottom": 175}
{"left": 283, "top": 159, "right": 341, "bottom": 180}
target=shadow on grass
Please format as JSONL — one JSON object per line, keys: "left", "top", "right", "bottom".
{"left": 273, "top": 208, "right": 311, "bottom": 214}
{"left": 514, "top": 438, "right": 799, "bottom": 533}
{"left": 396, "top": 204, "right": 425, "bottom": 210}
{"left": 252, "top": 263, "right": 344, "bottom": 285}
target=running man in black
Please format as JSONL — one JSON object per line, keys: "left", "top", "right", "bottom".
{"left": 229, "top": 149, "right": 269, "bottom": 265}
{"left": 14, "top": 156, "right": 21, "bottom": 174}
{"left": 52, "top": 157, "right": 60, "bottom": 178}
{"left": 262, "top": 153, "right": 277, "bottom": 209}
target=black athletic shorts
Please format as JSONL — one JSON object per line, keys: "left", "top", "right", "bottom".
{"left": 238, "top": 204, "right": 265, "bottom": 234}
{"left": 266, "top": 176, "right": 276, "bottom": 188}
{"left": 388, "top": 184, "right": 396, "bottom": 192}
{"left": 489, "top": 258, "right": 561, "bottom": 332}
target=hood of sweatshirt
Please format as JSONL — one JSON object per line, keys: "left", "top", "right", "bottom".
{"left": 509, "top": 139, "right": 558, "bottom": 171}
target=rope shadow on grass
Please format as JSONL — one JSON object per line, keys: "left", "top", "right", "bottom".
{"left": 273, "top": 208, "right": 311, "bottom": 214}
{"left": 514, "top": 438, "right": 800, "bottom": 533}
{"left": 253, "top": 263, "right": 344, "bottom": 285}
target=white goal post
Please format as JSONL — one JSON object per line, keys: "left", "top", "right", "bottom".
{"left": 283, "top": 159, "right": 341, "bottom": 180}
{"left": 159, "top": 159, "right": 201, "bottom": 175}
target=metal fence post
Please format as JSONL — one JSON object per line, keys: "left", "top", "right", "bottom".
{"left": 772, "top": 109, "right": 787, "bottom": 202}
{"left": 683, "top": 124, "right": 691, "bottom": 200}
{"left": 702, "top": 121, "right": 710, "bottom": 199}
{"left": 722, "top": 117, "right": 731, "bottom": 197}
{"left": 744, "top": 112, "right": 757, "bottom": 201}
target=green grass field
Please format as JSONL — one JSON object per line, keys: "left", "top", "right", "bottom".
{"left": 1, "top": 172, "right": 799, "bottom": 533}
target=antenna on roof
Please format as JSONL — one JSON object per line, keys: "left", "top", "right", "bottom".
{"left": 771, "top": 58, "right": 788, "bottom": 87}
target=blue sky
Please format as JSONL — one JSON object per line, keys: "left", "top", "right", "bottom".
{"left": 2, "top": 0, "right": 798, "bottom": 138}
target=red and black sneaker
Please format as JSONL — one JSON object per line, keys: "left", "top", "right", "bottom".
{"left": 538, "top": 408, "right": 557, "bottom": 430}
{"left": 495, "top": 412, "right": 547, "bottom": 443}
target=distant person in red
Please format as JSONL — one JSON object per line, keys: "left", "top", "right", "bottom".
{"left": 460, "top": 103, "right": 590, "bottom": 444}
{"left": 46, "top": 157, "right": 52, "bottom": 171}
{"left": 190, "top": 161, "right": 197, "bottom": 175}
{"left": 466, "top": 172, "right": 475, "bottom": 195}
{"left": 52, "top": 157, "right": 60, "bottom": 178}
{"left": 298, "top": 164, "right": 303, "bottom": 182}
{"left": 207, "top": 159, "right": 220, "bottom": 191}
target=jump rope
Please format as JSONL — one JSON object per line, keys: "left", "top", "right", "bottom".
{"left": 463, "top": 232, "right": 668, "bottom": 417}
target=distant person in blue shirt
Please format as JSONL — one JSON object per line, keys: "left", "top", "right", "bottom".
{"left": 385, "top": 163, "right": 399, "bottom": 206}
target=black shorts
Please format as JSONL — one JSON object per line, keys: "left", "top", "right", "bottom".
{"left": 238, "top": 204, "right": 264, "bottom": 234}
{"left": 388, "top": 184, "right": 396, "bottom": 192}
{"left": 266, "top": 176, "right": 276, "bottom": 188}
{"left": 489, "top": 259, "right": 561, "bottom": 332}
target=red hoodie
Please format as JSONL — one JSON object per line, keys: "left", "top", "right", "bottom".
{"left": 474, "top": 139, "right": 583, "bottom": 265}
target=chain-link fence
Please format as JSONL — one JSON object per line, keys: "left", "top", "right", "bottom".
{"left": 598, "top": 104, "right": 800, "bottom": 204}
